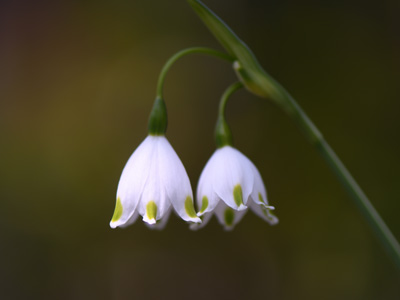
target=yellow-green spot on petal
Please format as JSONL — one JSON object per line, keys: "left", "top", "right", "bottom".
{"left": 224, "top": 208, "right": 234, "bottom": 226}
{"left": 111, "top": 197, "right": 123, "bottom": 222}
{"left": 146, "top": 201, "right": 157, "bottom": 221}
{"left": 199, "top": 196, "right": 209, "bottom": 213}
{"left": 258, "top": 192, "right": 265, "bottom": 204}
{"left": 233, "top": 184, "right": 244, "bottom": 207}
{"left": 185, "top": 196, "right": 197, "bottom": 218}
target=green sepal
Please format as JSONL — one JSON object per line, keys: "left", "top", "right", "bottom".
{"left": 215, "top": 116, "right": 233, "bottom": 148}
{"left": 148, "top": 97, "right": 168, "bottom": 135}
{"left": 187, "top": 0, "right": 289, "bottom": 105}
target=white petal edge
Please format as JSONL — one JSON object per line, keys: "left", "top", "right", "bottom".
{"left": 249, "top": 199, "right": 279, "bottom": 225}
{"left": 110, "top": 136, "right": 155, "bottom": 228}
{"left": 157, "top": 137, "right": 201, "bottom": 223}
{"left": 249, "top": 163, "right": 269, "bottom": 206}
{"left": 146, "top": 208, "right": 172, "bottom": 230}
{"left": 189, "top": 211, "right": 213, "bottom": 231}
{"left": 196, "top": 158, "right": 221, "bottom": 216}
{"left": 116, "top": 211, "right": 139, "bottom": 228}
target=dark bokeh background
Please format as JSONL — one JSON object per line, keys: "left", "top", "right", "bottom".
{"left": 1, "top": 0, "right": 399, "bottom": 299}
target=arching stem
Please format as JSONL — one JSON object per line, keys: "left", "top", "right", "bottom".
{"left": 215, "top": 82, "right": 243, "bottom": 148}
{"left": 156, "top": 47, "right": 234, "bottom": 99}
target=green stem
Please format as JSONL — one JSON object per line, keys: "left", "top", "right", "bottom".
{"left": 280, "top": 90, "right": 400, "bottom": 268}
{"left": 215, "top": 82, "right": 243, "bottom": 147}
{"left": 156, "top": 47, "right": 234, "bottom": 99}
{"left": 218, "top": 82, "right": 243, "bottom": 120}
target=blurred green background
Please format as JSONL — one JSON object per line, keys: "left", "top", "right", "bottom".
{"left": 1, "top": 0, "right": 399, "bottom": 299}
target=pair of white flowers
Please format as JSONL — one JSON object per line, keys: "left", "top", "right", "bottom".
{"left": 110, "top": 135, "right": 278, "bottom": 230}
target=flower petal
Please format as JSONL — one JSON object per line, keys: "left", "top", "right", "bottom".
{"left": 118, "top": 211, "right": 140, "bottom": 228}
{"left": 146, "top": 208, "right": 172, "bottom": 230}
{"left": 249, "top": 163, "right": 269, "bottom": 206}
{"left": 157, "top": 137, "right": 201, "bottom": 223}
{"left": 137, "top": 137, "right": 171, "bottom": 224}
{"left": 196, "top": 159, "right": 221, "bottom": 216}
{"left": 249, "top": 199, "right": 279, "bottom": 225}
{"left": 214, "top": 201, "right": 247, "bottom": 231}
{"left": 110, "top": 136, "right": 155, "bottom": 228}
{"left": 210, "top": 147, "right": 254, "bottom": 210}
{"left": 189, "top": 211, "right": 213, "bottom": 231}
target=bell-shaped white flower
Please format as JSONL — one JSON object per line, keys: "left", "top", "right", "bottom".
{"left": 110, "top": 135, "right": 201, "bottom": 229}
{"left": 192, "top": 145, "right": 278, "bottom": 230}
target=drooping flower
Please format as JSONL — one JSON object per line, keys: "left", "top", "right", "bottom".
{"left": 110, "top": 135, "right": 201, "bottom": 229}
{"left": 192, "top": 145, "right": 278, "bottom": 230}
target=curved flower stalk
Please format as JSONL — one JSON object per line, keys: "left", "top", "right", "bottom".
{"left": 110, "top": 96, "right": 201, "bottom": 229}
{"left": 192, "top": 146, "right": 278, "bottom": 230}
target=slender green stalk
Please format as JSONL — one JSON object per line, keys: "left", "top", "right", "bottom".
{"left": 218, "top": 82, "right": 243, "bottom": 119}
{"left": 156, "top": 47, "right": 234, "bottom": 99}
{"left": 215, "top": 82, "right": 243, "bottom": 147}
{"left": 284, "top": 91, "right": 400, "bottom": 268}
{"left": 150, "top": 47, "right": 232, "bottom": 135}
{"left": 268, "top": 77, "right": 400, "bottom": 267}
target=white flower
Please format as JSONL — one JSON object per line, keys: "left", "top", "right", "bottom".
{"left": 110, "top": 135, "right": 201, "bottom": 229}
{"left": 192, "top": 145, "right": 278, "bottom": 230}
